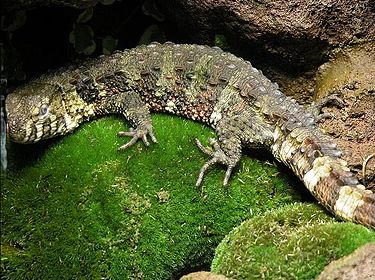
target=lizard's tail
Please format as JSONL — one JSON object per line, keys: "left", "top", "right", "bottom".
{"left": 271, "top": 124, "right": 375, "bottom": 229}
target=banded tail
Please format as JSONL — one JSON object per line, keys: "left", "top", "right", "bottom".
{"left": 271, "top": 122, "right": 375, "bottom": 228}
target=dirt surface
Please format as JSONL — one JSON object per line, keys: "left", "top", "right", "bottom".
{"left": 305, "top": 43, "right": 375, "bottom": 190}
{"left": 318, "top": 92, "right": 375, "bottom": 190}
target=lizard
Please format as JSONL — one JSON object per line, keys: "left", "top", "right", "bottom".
{"left": 5, "top": 42, "right": 375, "bottom": 229}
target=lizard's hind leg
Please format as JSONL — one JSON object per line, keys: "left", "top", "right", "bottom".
{"left": 195, "top": 109, "right": 275, "bottom": 188}
{"left": 194, "top": 118, "right": 246, "bottom": 188}
{"left": 195, "top": 137, "right": 242, "bottom": 187}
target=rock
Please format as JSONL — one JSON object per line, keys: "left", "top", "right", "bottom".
{"left": 317, "top": 243, "right": 375, "bottom": 280}
{"left": 315, "top": 42, "right": 375, "bottom": 100}
{"left": 156, "top": 0, "right": 375, "bottom": 69}
{"left": 180, "top": 271, "right": 231, "bottom": 280}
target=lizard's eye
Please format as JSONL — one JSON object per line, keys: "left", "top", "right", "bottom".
{"left": 39, "top": 104, "right": 49, "bottom": 116}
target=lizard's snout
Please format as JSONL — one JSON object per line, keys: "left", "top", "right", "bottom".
{"left": 5, "top": 94, "right": 28, "bottom": 143}
{"left": 7, "top": 118, "right": 25, "bottom": 143}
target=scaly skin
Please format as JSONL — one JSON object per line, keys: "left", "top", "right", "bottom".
{"left": 5, "top": 42, "right": 375, "bottom": 228}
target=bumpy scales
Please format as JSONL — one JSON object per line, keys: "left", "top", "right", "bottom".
{"left": 6, "top": 42, "right": 375, "bottom": 229}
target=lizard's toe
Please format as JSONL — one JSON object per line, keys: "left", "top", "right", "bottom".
{"left": 118, "top": 125, "right": 157, "bottom": 151}
{"left": 310, "top": 94, "right": 345, "bottom": 121}
{"left": 195, "top": 138, "right": 239, "bottom": 188}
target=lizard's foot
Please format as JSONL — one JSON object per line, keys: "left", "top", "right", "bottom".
{"left": 195, "top": 138, "right": 240, "bottom": 188}
{"left": 117, "top": 124, "right": 157, "bottom": 151}
{"left": 310, "top": 94, "right": 345, "bottom": 121}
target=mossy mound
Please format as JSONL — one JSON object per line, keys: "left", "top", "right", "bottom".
{"left": 211, "top": 203, "right": 375, "bottom": 280}
{"left": 1, "top": 115, "right": 301, "bottom": 279}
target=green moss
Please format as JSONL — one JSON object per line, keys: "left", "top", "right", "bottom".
{"left": 211, "top": 203, "right": 375, "bottom": 280}
{"left": 1, "top": 115, "right": 300, "bottom": 279}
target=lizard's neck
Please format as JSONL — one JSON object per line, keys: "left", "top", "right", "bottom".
{"left": 58, "top": 88, "right": 96, "bottom": 135}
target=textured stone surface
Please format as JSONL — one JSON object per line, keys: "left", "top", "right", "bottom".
{"left": 317, "top": 243, "right": 375, "bottom": 280}
{"left": 3, "top": 0, "right": 374, "bottom": 72}
{"left": 315, "top": 42, "right": 375, "bottom": 100}
{"left": 180, "top": 271, "right": 230, "bottom": 280}
{"left": 156, "top": 0, "right": 375, "bottom": 69}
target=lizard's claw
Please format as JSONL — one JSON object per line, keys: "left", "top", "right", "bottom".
{"left": 117, "top": 125, "right": 157, "bottom": 151}
{"left": 195, "top": 138, "right": 237, "bottom": 188}
{"left": 310, "top": 94, "right": 345, "bottom": 121}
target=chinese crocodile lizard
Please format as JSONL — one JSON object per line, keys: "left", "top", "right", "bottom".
{"left": 5, "top": 42, "right": 375, "bottom": 229}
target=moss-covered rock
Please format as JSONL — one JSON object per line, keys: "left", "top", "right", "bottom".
{"left": 211, "top": 203, "right": 375, "bottom": 280}
{"left": 1, "top": 115, "right": 300, "bottom": 279}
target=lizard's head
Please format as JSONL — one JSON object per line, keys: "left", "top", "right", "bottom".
{"left": 6, "top": 82, "right": 89, "bottom": 143}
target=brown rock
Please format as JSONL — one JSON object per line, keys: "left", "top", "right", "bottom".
{"left": 180, "top": 271, "right": 231, "bottom": 280}
{"left": 156, "top": 0, "right": 375, "bottom": 69}
{"left": 315, "top": 42, "right": 375, "bottom": 100}
{"left": 317, "top": 243, "right": 375, "bottom": 280}
{"left": 4, "top": 0, "right": 374, "bottom": 71}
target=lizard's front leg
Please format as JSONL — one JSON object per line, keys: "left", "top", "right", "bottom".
{"left": 104, "top": 90, "right": 158, "bottom": 151}
{"left": 117, "top": 120, "right": 157, "bottom": 151}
